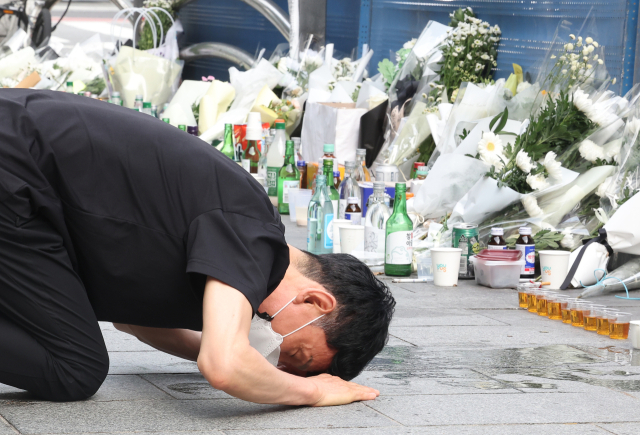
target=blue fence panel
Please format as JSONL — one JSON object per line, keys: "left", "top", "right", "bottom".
{"left": 362, "top": 0, "right": 635, "bottom": 94}
{"left": 179, "top": 0, "right": 361, "bottom": 81}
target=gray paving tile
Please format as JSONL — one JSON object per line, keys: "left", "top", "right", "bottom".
{"left": 597, "top": 423, "right": 640, "bottom": 435}
{"left": 141, "top": 373, "right": 232, "bottom": 400}
{"left": 0, "top": 416, "right": 17, "bottom": 435}
{"left": 100, "top": 323, "right": 158, "bottom": 352}
{"left": 391, "top": 308, "right": 507, "bottom": 327}
{"left": 90, "top": 375, "right": 174, "bottom": 401}
{"left": 107, "top": 350, "right": 200, "bottom": 374}
{"left": 223, "top": 423, "right": 611, "bottom": 434}
{"left": 0, "top": 400, "right": 395, "bottom": 433}
{"left": 352, "top": 370, "right": 521, "bottom": 395}
{"left": 365, "top": 392, "right": 640, "bottom": 426}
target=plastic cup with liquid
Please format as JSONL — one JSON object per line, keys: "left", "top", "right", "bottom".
{"left": 610, "top": 312, "right": 632, "bottom": 340}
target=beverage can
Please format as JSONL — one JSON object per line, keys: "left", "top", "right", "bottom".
{"left": 452, "top": 223, "right": 480, "bottom": 279}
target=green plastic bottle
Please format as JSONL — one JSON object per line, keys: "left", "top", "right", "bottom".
{"left": 277, "top": 140, "right": 300, "bottom": 215}
{"left": 323, "top": 158, "right": 339, "bottom": 216}
{"left": 385, "top": 183, "right": 413, "bottom": 276}
{"left": 307, "top": 174, "right": 334, "bottom": 254}
{"left": 220, "top": 124, "right": 236, "bottom": 160}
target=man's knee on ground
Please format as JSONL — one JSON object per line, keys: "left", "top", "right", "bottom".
{"left": 45, "top": 345, "right": 110, "bottom": 402}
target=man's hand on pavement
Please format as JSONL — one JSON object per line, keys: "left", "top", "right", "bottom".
{"left": 307, "top": 373, "right": 380, "bottom": 407}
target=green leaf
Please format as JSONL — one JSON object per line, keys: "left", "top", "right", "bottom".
{"left": 378, "top": 59, "right": 396, "bottom": 87}
{"left": 493, "top": 108, "right": 509, "bottom": 134}
{"left": 489, "top": 111, "right": 502, "bottom": 131}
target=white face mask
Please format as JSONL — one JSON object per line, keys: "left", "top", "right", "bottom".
{"left": 248, "top": 296, "right": 325, "bottom": 367}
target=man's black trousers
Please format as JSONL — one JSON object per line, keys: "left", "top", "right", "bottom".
{"left": 0, "top": 202, "right": 109, "bottom": 401}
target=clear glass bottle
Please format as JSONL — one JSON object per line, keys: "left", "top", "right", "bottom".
{"left": 385, "top": 183, "right": 413, "bottom": 276}
{"left": 220, "top": 124, "right": 236, "bottom": 160}
{"left": 338, "top": 161, "right": 361, "bottom": 219}
{"left": 355, "top": 148, "right": 372, "bottom": 182}
{"left": 134, "top": 95, "right": 143, "bottom": 111}
{"left": 267, "top": 121, "right": 286, "bottom": 206}
{"left": 111, "top": 91, "right": 122, "bottom": 106}
{"left": 323, "top": 159, "right": 340, "bottom": 217}
{"left": 307, "top": 174, "right": 334, "bottom": 254}
{"left": 292, "top": 137, "right": 302, "bottom": 163}
{"left": 277, "top": 140, "right": 300, "bottom": 214}
{"left": 151, "top": 105, "right": 158, "bottom": 118}
{"left": 365, "top": 181, "right": 391, "bottom": 255}
{"left": 66, "top": 81, "right": 74, "bottom": 93}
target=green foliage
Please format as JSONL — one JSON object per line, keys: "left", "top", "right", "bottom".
{"left": 533, "top": 229, "right": 566, "bottom": 251}
{"left": 417, "top": 135, "right": 437, "bottom": 163}
{"left": 192, "top": 102, "right": 199, "bottom": 125}
{"left": 378, "top": 59, "right": 397, "bottom": 91}
{"left": 448, "top": 7, "right": 475, "bottom": 27}
{"left": 138, "top": 7, "right": 176, "bottom": 51}
{"left": 84, "top": 76, "right": 105, "bottom": 95}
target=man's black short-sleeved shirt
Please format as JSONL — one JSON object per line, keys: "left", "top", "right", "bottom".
{"left": 0, "top": 89, "right": 289, "bottom": 330}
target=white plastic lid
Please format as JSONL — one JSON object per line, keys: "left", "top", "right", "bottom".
{"left": 519, "top": 227, "right": 532, "bottom": 235}
{"left": 348, "top": 197, "right": 359, "bottom": 203}
{"left": 491, "top": 228, "right": 504, "bottom": 236}
{"left": 245, "top": 112, "right": 263, "bottom": 140}
{"left": 135, "top": 94, "right": 143, "bottom": 100}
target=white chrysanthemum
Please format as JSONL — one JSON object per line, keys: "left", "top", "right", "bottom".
{"left": 522, "top": 195, "right": 544, "bottom": 217}
{"left": 544, "top": 151, "right": 563, "bottom": 180}
{"left": 565, "top": 43, "right": 574, "bottom": 51}
{"left": 516, "top": 82, "right": 532, "bottom": 93}
{"left": 516, "top": 150, "right": 534, "bottom": 173}
{"left": 561, "top": 229, "right": 575, "bottom": 249}
{"left": 572, "top": 89, "right": 593, "bottom": 114}
{"left": 403, "top": 38, "right": 417, "bottom": 50}
{"left": 526, "top": 173, "right": 550, "bottom": 190}
{"left": 569, "top": 34, "right": 576, "bottom": 40}
{"left": 455, "top": 46, "right": 464, "bottom": 53}
{"left": 480, "top": 152, "right": 506, "bottom": 170}
{"left": 579, "top": 139, "right": 605, "bottom": 162}
{"left": 475, "top": 63, "right": 484, "bottom": 71}
{"left": 603, "top": 138, "right": 622, "bottom": 161}
{"left": 477, "top": 132, "right": 504, "bottom": 157}
{"left": 625, "top": 117, "right": 640, "bottom": 138}
{"left": 585, "top": 36, "right": 593, "bottom": 44}
{"left": 596, "top": 176, "right": 615, "bottom": 198}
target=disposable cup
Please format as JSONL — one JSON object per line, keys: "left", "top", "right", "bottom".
{"left": 340, "top": 225, "right": 365, "bottom": 256}
{"left": 630, "top": 321, "right": 640, "bottom": 349}
{"left": 430, "top": 248, "right": 462, "bottom": 287}
{"left": 539, "top": 250, "right": 571, "bottom": 289}
{"left": 288, "top": 188, "right": 301, "bottom": 223}
{"left": 332, "top": 219, "right": 352, "bottom": 253}
{"left": 294, "top": 189, "right": 313, "bottom": 226}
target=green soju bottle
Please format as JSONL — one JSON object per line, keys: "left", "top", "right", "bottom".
{"left": 277, "top": 140, "right": 300, "bottom": 215}
{"left": 385, "top": 183, "right": 413, "bottom": 276}
{"left": 220, "top": 124, "right": 235, "bottom": 160}
{"left": 307, "top": 174, "right": 334, "bottom": 254}
{"left": 323, "top": 158, "right": 339, "bottom": 217}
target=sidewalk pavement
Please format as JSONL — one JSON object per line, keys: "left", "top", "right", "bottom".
{"left": 2, "top": 217, "right": 640, "bottom": 434}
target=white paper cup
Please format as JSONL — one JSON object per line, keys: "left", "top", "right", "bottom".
{"left": 294, "top": 189, "right": 313, "bottom": 226}
{"left": 288, "top": 188, "right": 300, "bottom": 223}
{"left": 340, "top": 225, "right": 365, "bottom": 256}
{"left": 539, "top": 250, "right": 571, "bottom": 289}
{"left": 332, "top": 219, "right": 352, "bottom": 253}
{"left": 431, "top": 248, "right": 462, "bottom": 287}
{"left": 630, "top": 321, "right": 640, "bottom": 349}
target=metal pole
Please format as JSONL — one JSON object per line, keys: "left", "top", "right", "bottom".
{"left": 180, "top": 42, "right": 255, "bottom": 70}
{"left": 237, "top": 0, "right": 291, "bottom": 41}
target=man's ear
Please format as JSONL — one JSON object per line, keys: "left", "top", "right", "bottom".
{"left": 296, "top": 288, "right": 337, "bottom": 315}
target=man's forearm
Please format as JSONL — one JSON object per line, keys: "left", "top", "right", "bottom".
{"left": 113, "top": 323, "right": 201, "bottom": 361}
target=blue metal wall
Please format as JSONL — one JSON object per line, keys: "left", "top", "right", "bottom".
{"left": 178, "top": 0, "right": 361, "bottom": 81}
{"left": 359, "top": 0, "right": 637, "bottom": 94}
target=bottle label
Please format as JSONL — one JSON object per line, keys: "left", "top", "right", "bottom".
{"left": 365, "top": 226, "right": 385, "bottom": 254}
{"left": 282, "top": 180, "right": 299, "bottom": 204}
{"left": 386, "top": 231, "right": 413, "bottom": 265}
{"left": 267, "top": 167, "right": 278, "bottom": 197}
{"left": 516, "top": 244, "right": 535, "bottom": 275}
{"left": 487, "top": 245, "right": 507, "bottom": 250}
{"left": 324, "top": 214, "right": 334, "bottom": 249}
{"left": 345, "top": 212, "right": 362, "bottom": 225}
{"left": 241, "top": 159, "right": 251, "bottom": 172}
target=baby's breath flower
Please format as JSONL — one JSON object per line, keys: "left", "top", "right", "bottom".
{"left": 586, "top": 36, "right": 593, "bottom": 44}
{"left": 569, "top": 34, "right": 576, "bottom": 40}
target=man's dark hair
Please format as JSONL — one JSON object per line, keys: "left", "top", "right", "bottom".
{"left": 298, "top": 252, "right": 395, "bottom": 380}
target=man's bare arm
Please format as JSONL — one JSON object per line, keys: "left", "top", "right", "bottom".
{"left": 197, "top": 277, "right": 379, "bottom": 406}
{"left": 113, "top": 323, "right": 201, "bottom": 361}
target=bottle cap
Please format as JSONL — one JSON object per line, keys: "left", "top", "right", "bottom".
{"left": 348, "top": 196, "right": 359, "bottom": 203}
{"left": 519, "top": 227, "right": 532, "bottom": 235}
{"left": 66, "top": 81, "right": 73, "bottom": 86}
{"left": 413, "top": 162, "right": 425, "bottom": 168}
{"left": 356, "top": 148, "right": 367, "bottom": 156}
{"left": 297, "top": 160, "right": 306, "bottom": 167}
{"left": 406, "top": 192, "right": 414, "bottom": 199}
{"left": 187, "top": 126, "right": 199, "bottom": 135}
{"left": 416, "top": 167, "right": 428, "bottom": 175}
{"left": 491, "top": 227, "right": 504, "bottom": 236}
{"left": 135, "top": 94, "right": 143, "bottom": 100}
{"left": 245, "top": 112, "right": 263, "bottom": 140}
{"left": 162, "top": 118, "right": 170, "bottom": 123}
{"left": 293, "top": 137, "right": 301, "bottom": 145}
{"left": 112, "top": 91, "right": 120, "bottom": 97}
{"left": 345, "top": 160, "right": 356, "bottom": 169}
{"left": 333, "top": 171, "right": 340, "bottom": 177}
{"left": 143, "top": 102, "right": 152, "bottom": 108}
{"left": 134, "top": 108, "right": 140, "bottom": 112}
{"left": 323, "top": 144, "right": 335, "bottom": 153}
{"left": 373, "top": 181, "right": 386, "bottom": 190}
{"left": 178, "top": 125, "right": 186, "bottom": 131}
{"left": 275, "top": 120, "right": 286, "bottom": 130}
